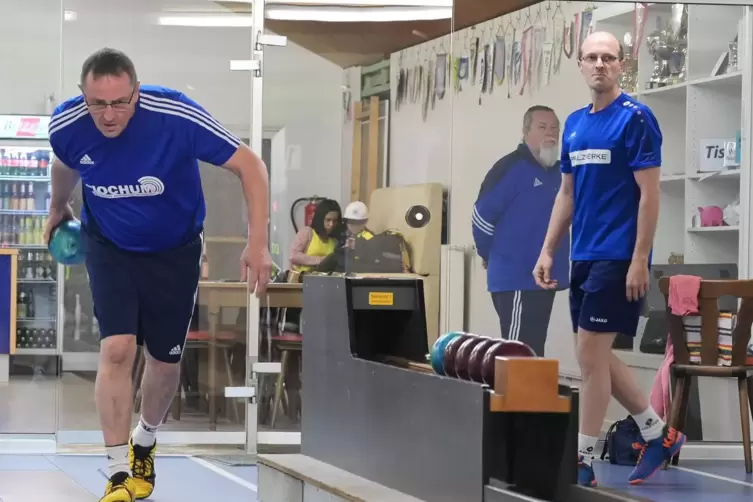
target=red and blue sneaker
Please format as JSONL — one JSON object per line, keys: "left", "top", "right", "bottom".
{"left": 577, "top": 455, "right": 597, "bottom": 487}
{"left": 628, "top": 426, "right": 685, "bottom": 484}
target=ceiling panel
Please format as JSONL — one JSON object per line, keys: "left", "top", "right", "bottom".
{"left": 217, "top": 0, "right": 542, "bottom": 67}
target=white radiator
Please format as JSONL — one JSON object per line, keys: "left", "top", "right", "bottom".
{"left": 440, "top": 244, "right": 467, "bottom": 334}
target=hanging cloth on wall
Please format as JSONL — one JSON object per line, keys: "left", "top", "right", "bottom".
{"left": 476, "top": 44, "right": 486, "bottom": 88}
{"left": 552, "top": 18, "right": 565, "bottom": 74}
{"left": 395, "top": 68, "right": 404, "bottom": 110}
{"left": 507, "top": 28, "right": 516, "bottom": 98}
{"left": 532, "top": 27, "right": 546, "bottom": 92}
{"left": 418, "top": 64, "right": 424, "bottom": 104}
{"left": 477, "top": 45, "right": 488, "bottom": 105}
{"left": 410, "top": 65, "right": 421, "bottom": 104}
{"left": 435, "top": 53, "right": 447, "bottom": 101}
{"left": 406, "top": 67, "right": 413, "bottom": 104}
{"left": 494, "top": 36, "right": 507, "bottom": 86}
{"left": 430, "top": 60, "right": 437, "bottom": 111}
{"left": 572, "top": 13, "right": 581, "bottom": 59}
{"left": 487, "top": 42, "right": 495, "bottom": 94}
{"left": 423, "top": 60, "right": 433, "bottom": 121}
{"left": 453, "top": 57, "right": 460, "bottom": 93}
{"left": 458, "top": 56, "right": 469, "bottom": 94}
{"left": 579, "top": 10, "right": 593, "bottom": 53}
{"left": 519, "top": 27, "right": 533, "bottom": 96}
{"left": 563, "top": 19, "right": 574, "bottom": 59}
{"left": 542, "top": 38, "right": 554, "bottom": 87}
{"left": 470, "top": 37, "right": 479, "bottom": 84}
{"left": 512, "top": 33, "right": 522, "bottom": 96}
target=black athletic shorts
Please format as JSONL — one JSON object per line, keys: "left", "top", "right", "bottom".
{"left": 83, "top": 227, "right": 202, "bottom": 364}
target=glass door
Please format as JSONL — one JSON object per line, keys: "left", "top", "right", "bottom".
{"left": 0, "top": 115, "right": 59, "bottom": 436}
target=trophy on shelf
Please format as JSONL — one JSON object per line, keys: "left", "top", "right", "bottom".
{"left": 645, "top": 16, "right": 671, "bottom": 89}
{"left": 728, "top": 35, "right": 739, "bottom": 73}
{"left": 645, "top": 4, "right": 688, "bottom": 89}
{"left": 667, "top": 3, "right": 688, "bottom": 85}
{"left": 620, "top": 32, "right": 639, "bottom": 93}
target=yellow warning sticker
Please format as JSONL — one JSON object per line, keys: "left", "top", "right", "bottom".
{"left": 368, "top": 292, "right": 394, "bottom": 306}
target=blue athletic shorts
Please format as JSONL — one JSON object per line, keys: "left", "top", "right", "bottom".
{"left": 569, "top": 260, "right": 644, "bottom": 336}
{"left": 83, "top": 228, "right": 202, "bottom": 363}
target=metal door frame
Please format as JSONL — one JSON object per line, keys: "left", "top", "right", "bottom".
{"left": 238, "top": 0, "right": 302, "bottom": 455}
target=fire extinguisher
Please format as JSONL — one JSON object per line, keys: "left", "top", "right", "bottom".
{"left": 291, "top": 196, "right": 323, "bottom": 233}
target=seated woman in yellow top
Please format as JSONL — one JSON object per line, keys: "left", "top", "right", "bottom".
{"left": 289, "top": 199, "right": 342, "bottom": 272}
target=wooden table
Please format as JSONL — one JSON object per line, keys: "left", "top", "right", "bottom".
{"left": 196, "top": 281, "right": 303, "bottom": 430}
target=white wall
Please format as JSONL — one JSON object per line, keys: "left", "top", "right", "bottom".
{"left": 388, "top": 34, "right": 454, "bottom": 188}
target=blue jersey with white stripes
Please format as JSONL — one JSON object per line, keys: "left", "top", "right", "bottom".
{"left": 472, "top": 144, "right": 569, "bottom": 292}
{"left": 560, "top": 93, "right": 662, "bottom": 261}
{"left": 48, "top": 85, "right": 240, "bottom": 252}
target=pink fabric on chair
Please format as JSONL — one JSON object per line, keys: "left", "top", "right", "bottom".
{"left": 668, "top": 275, "right": 701, "bottom": 316}
{"left": 650, "top": 275, "right": 701, "bottom": 421}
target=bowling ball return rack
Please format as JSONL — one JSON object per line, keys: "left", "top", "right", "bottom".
{"left": 298, "top": 275, "right": 642, "bottom": 502}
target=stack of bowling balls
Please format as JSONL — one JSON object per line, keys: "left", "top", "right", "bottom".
{"left": 429, "top": 332, "right": 536, "bottom": 386}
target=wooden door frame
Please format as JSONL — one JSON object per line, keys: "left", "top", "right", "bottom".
{"left": 350, "top": 95, "right": 381, "bottom": 203}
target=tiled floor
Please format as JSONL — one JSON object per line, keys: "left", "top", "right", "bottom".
{"left": 0, "top": 454, "right": 257, "bottom": 501}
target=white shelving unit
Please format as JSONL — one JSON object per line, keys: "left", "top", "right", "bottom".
{"left": 595, "top": 3, "right": 747, "bottom": 267}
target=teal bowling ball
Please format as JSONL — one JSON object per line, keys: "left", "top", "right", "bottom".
{"left": 430, "top": 331, "right": 463, "bottom": 375}
{"left": 48, "top": 219, "right": 85, "bottom": 265}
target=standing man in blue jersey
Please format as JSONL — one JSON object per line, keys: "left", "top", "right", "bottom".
{"left": 534, "top": 32, "right": 684, "bottom": 487}
{"left": 472, "top": 105, "right": 569, "bottom": 356}
{"left": 45, "top": 48, "right": 272, "bottom": 502}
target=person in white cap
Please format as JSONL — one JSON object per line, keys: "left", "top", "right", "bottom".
{"left": 343, "top": 201, "right": 374, "bottom": 246}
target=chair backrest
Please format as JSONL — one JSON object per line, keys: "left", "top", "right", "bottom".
{"left": 659, "top": 277, "right": 753, "bottom": 366}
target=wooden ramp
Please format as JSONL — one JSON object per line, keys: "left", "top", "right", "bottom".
{"left": 258, "top": 454, "right": 428, "bottom": 502}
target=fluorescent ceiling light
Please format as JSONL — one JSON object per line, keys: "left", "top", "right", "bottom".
{"left": 267, "top": 6, "right": 451, "bottom": 21}
{"left": 159, "top": 15, "right": 252, "bottom": 27}
{"left": 230, "top": 60, "right": 258, "bottom": 71}
{"left": 224, "top": 0, "right": 451, "bottom": 5}
{"left": 64, "top": 10, "right": 78, "bottom": 21}
{"left": 159, "top": 5, "right": 450, "bottom": 26}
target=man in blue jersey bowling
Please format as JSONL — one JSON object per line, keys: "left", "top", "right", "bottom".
{"left": 45, "top": 48, "right": 272, "bottom": 502}
{"left": 472, "top": 106, "right": 569, "bottom": 356}
{"left": 533, "top": 32, "right": 684, "bottom": 487}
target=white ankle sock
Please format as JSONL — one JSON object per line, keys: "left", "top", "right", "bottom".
{"left": 632, "top": 407, "right": 665, "bottom": 442}
{"left": 131, "top": 417, "right": 159, "bottom": 447}
{"left": 578, "top": 434, "right": 599, "bottom": 465}
{"left": 106, "top": 444, "right": 130, "bottom": 478}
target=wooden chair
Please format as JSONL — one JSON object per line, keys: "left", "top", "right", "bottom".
{"left": 659, "top": 277, "right": 753, "bottom": 473}
{"left": 132, "top": 328, "right": 243, "bottom": 426}
{"left": 269, "top": 333, "right": 303, "bottom": 427}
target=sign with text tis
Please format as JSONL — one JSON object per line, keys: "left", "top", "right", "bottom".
{"left": 0, "top": 115, "right": 51, "bottom": 140}
{"left": 699, "top": 138, "right": 733, "bottom": 172}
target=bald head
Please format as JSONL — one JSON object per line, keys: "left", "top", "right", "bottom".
{"left": 579, "top": 31, "right": 624, "bottom": 61}
{"left": 577, "top": 30, "right": 625, "bottom": 95}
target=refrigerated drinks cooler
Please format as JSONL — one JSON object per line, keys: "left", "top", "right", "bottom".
{"left": 0, "top": 115, "right": 62, "bottom": 365}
